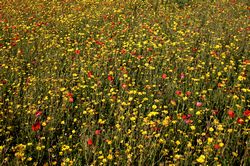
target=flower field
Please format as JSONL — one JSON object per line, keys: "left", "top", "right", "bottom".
{"left": 0, "top": 0, "right": 249, "bottom": 165}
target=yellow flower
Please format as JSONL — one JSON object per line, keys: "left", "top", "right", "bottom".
{"left": 0, "top": 145, "right": 4, "bottom": 152}
{"left": 176, "top": 140, "right": 181, "bottom": 145}
{"left": 187, "top": 142, "right": 192, "bottom": 148}
{"left": 130, "top": 117, "right": 136, "bottom": 121}
{"left": 98, "top": 155, "right": 104, "bottom": 159}
{"left": 209, "top": 127, "right": 214, "bottom": 132}
{"left": 232, "top": 152, "right": 238, "bottom": 157}
{"left": 60, "top": 87, "right": 66, "bottom": 92}
{"left": 174, "top": 154, "right": 182, "bottom": 160}
{"left": 107, "top": 154, "right": 113, "bottom": 160}
{"left": 27, "top": 157, "right": 32, "bottom": 161}
{"left": 196, "top": 155, "right": 206, "bottom": 163}
{"left": 147, "top": 111, "right": 159, "bottom": 117}
{"left": 207, "top": 137, "right": 213, "bottom": 144}
{"left": 238, "top": 75, "right": 245, "bottom": 81}
{"left": 36, "top": 146, "right": 42, "bottom": 151}
{"left": 219, "top": 142, "right": 224, "bottom": 147}
{"left": 183, "top": 96, "right": 188, "bottom": 101}
{"left": 196, "top": 111, "right": 201, "bottom": 116}
{"left": 217, "top": 124, "right": 224, "bottom": 131}
{"left": 190, "top": 125, "right": 196, "bottom": 130}
{"left": 98, "top": 119, "right": 106, "bottom": 124}
{"left": 152, "top": 105, "right": 157, "bottom": 110}
{"left": 42, "top": 122, "right": 47, "bottom": 127}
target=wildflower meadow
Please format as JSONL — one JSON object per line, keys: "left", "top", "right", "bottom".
{"left": 0, "top": 0, "right": 249, "bottom": 165}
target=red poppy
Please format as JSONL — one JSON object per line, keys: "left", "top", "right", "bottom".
{"left": 217, "top": 83, "right": 223, "bottom": 88}
{"left": 185, "top": 91, "right": 192, "bottom": 96}
{"left": 182, "top": 115, "right": 187, "bottom": 120}
{"left": 137, "top": 55, "right": 143, "bottom": 60}
{"left": 131, "top": 51, "right": 137, "bottom": 55}
{"left": 95, "top": 40, "right": 104, "bottom": 45}
{"left": 243, "top": 109, "right": 250, "bottom": 117}
{"left": 122, "top": 84, "right": 127, "bottom": 89}
{"left": 152, "top": 127, "right": 160, "bottom": 131}
{"left": 196, "top": 102, "right": 203, "bottom": 107}
{"left": 121, "top": 48, "right": 126, "bottom": 54}
{"left": 243, "top": 60, "right": 250, "bottom": 65}
{"left": 162, "top": 73, "right": 167, "bottom": 79}
{"left": 2, "top": 79, "right": 7, "bottom": 84}
{"left": 35, "top": 111, "right": 42, "bottom": 117}
{"left": 185, "top": 119, "right": 193, "bottom": 124}
{"left": 108, "top": 75, "right": 114, "bottom": 82}
{"left": 175, "top": 90, "right": 182, "bottom": 96}
{"left": 87, "top": 71, "right": 93, "bottom": 78}
{"left": 112, "top": 95, "right": 117, "bottom": 100}
{"left": 180, "top": 73, "right": 185, "bottom": 79}
{"left": 75, "top": 49, "right": 80, "bottom": 55}
{"left": 227, "top": 110, "right": 235, "bottom": 118}
{"left": 69, "top": 97, "right": 74, "bottom": 103}
{"left": 212, "top": 110, "right": 219, "bottom": 115}
{"left": 192, "top": 47, "right": 198, "bottom": 52}
{"left": 87, "top": 138, "right": 93, "bottom": 145}
{"left": 32, "top": 121, "right": 41, "bottom": 131}
{"left": 237, "top": 118, "right": 244, "bottom": 124}
{"left": 182, "top": 114, "right": 192, "bottom": 124}
{"left": 95, "top": 130, "right": 101, "bottom": 135}
{"left": 147, "top": 47, "right": 153, "bottom": 52}
{"left": 67, "top": 92, "right": 73, "bottom": 98}
{"left": 214, "top": 144, "right": 220, "bottom": 150}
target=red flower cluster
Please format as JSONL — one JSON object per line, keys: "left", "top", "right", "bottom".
{"left": 182, "top": 114, "right": 193, "bottom": 124}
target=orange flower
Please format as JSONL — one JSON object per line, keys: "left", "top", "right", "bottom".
{"left": 121, "top": 48, "right": 126, "bottom": 54}
{"left": 243, "top": 60, "right": 250, "bottom": 65}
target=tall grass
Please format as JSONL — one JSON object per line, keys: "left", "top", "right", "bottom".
{"left": 0, "top": 0, "right": 249, "bottom": 165}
